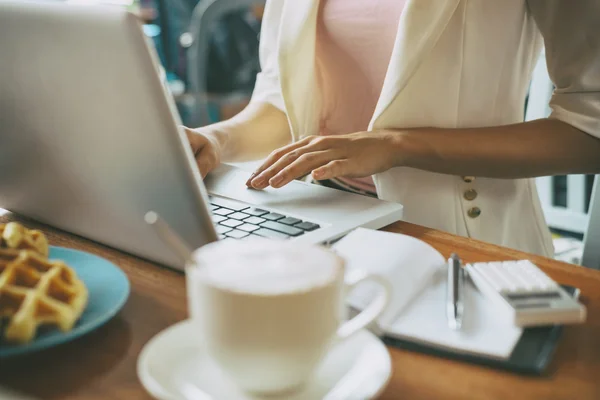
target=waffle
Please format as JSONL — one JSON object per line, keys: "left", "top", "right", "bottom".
{"left": 0, "top": 248, "right": 88, "bottom": 344}
{"left": 0, "top": 222, "right": 49, "bottom": 258}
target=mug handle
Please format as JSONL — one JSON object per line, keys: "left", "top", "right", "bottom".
{"left": 336, "top": 270, "right": 392, "bottom": 340}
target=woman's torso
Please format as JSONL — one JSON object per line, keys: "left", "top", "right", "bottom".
{"left": 259, "top": 0, "right": 555, "bottom": 257}
{"left": 315, "top": 0, "right": 406, "bottom": 194}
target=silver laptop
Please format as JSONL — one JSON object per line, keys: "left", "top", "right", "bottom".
{"left": 0, "top": 1, "right": 403, "bottom": 269}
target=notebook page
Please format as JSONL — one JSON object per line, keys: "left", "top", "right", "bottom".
{"left": 388, "top": 267, "right": 523, "bottom": 359}
{"left": 333, "top": 228, "right": 445, "bottom": 330}
{"left": 334, "top": 228, "right": 523, "bottom": 359}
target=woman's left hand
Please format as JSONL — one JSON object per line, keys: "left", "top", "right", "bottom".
{"left": 246, "top": 131, "right": 401, "bottom": 189}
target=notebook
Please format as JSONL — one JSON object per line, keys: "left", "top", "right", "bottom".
{"left": 333, "top": 228, "right": 576, "bottom": 373}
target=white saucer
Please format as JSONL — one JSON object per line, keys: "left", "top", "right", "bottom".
{"left": 137, "top": 320, "right": 392, "bottom": 400}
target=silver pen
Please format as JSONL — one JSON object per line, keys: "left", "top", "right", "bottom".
{"left": 446, "top": 253, "right": 464, "bottom": 330}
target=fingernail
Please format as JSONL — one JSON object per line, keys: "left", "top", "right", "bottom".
{"left": 252, "top": 176, "right": 266, "bottom": 189}
{"left": 313, "top": 169, "right": 323, "bottom": 178}
{"left": 270, "top": 175, "right": 283, "bottom": 187}
{"left": 245, "top": 172, "right": 257, "bottom": 187}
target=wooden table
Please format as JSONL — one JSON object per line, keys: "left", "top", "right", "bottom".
{"left": 1, "top": 211, "right": 600, "bottom": 400}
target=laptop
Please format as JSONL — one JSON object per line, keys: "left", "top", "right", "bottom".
{"left": 0, "top": 1, "right": 403, "bottom": 269}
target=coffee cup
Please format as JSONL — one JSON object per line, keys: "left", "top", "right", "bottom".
{"left": 185, "top": 238, "right": 391, "bottom": 395}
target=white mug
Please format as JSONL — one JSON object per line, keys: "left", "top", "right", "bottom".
{"left": 185, "top": 238, "right": 391, "bottom": 395}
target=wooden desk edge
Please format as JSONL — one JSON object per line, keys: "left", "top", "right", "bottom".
{"left": 0, "top": 209, "right": 596, "bottom": 278}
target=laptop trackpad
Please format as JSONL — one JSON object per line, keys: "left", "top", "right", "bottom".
{"left": 204, "top": 164, "right": 375, "bottom": 222}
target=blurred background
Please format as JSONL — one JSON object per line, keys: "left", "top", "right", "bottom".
{"left": 64, "top": 0, "right": 264, "bottom": 127}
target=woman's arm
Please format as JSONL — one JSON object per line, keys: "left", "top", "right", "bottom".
{"left": 398, "top": 0, "right": 600, "bottom": 179}
{"left": 389, "top": 118, "right": 600, "bottom": 179}
{"left": 246, "top": 119, "right": 600, "bottom": 190}
{"left": 189, "top": 101, "right": 291, "bottom": 163}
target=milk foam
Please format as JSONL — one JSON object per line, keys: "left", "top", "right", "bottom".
{"left": 192, "top": 239, "right": 343, "bottom": 295}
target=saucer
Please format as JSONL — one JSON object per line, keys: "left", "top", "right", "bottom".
{"left": 137, "top": 320, "right": 392, "bottom": 400}
{"left": 0, "top": 246, "right": 130, "bottom": 358}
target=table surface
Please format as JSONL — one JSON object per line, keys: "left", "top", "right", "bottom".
{"left": 1, "top": 211, "right": 599, "bottom": 400}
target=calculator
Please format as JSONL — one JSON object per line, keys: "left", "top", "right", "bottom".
{"left": 465, "top": 260, "right": 586, "bottom": 327}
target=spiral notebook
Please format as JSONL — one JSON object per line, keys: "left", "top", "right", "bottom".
{"left": 333, "top": 228, "right": 575, "bottom": 374}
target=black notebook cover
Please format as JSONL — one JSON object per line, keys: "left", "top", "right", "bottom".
{"left": 382, "top": 285, "right": 578, "bottom": 375}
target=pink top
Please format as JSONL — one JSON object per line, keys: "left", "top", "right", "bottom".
{"left": 315, "top": 0, "right": 406, "bottom": 194}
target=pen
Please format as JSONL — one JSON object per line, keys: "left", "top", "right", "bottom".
{"left": 447, "top": 253, "right": 464, "bottom": 330}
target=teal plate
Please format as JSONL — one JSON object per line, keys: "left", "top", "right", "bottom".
{"left": 0, "top": 246, "right": 130, "bottom": 358}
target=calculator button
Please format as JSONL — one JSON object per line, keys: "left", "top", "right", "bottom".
{"left": 505, "top": 263, "right": 533, "bottom": 290}
{"left": 519, "top": 263, "right": 545, "bottom": 289}
{"left": 490, "top": 262, "right": 516, "bottom": 291}
{"left": 524, "top": 262, "right": 550, "bottom": 286}
{"left": 472, "top": 263, "right": 503, "bottom": 292}
{"left": 502, "top": 262, "right": 525, "bottom": 291}
{"left": 519, "top": 261, "right": 557, "bottom": 289}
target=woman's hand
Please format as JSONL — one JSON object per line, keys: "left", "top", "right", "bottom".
{"left": 184, "top": 127, "right": 223, "bottom": 178}
{"left": 246, "top": 131, "right": 402, "bottom": 189}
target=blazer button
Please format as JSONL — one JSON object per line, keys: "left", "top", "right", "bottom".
{"left": 464, "top": 189, "right": 478, "bottom": 201}
{"left": 462, "top": 176, "right": 475, "bottom": 183}
{"left": 467, "top": 207, "right": 481, "bottom": 218}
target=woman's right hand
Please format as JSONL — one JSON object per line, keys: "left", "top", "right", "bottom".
{"left": 182, "top": 102, "right": 293, "bottom": 179}
{"left": 183, "top": 127, "right": 223, "bottom": 178}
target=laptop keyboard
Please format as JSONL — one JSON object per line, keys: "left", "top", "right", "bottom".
{"left": 209, "top": 196, "right": 320, "bottom": 240}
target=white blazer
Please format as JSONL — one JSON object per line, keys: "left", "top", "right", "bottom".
{"left": 250, "top": 0, "right": 600, "bottom": 257}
